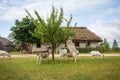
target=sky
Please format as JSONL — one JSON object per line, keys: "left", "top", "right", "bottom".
{"left": 0, "top": 0, "right": 120, "bottom": 47}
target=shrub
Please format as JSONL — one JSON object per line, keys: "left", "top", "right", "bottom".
{"left": 77, "top": 47, "right": 96, "bottom": 53}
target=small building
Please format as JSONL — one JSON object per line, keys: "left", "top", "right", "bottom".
{"left": 0, "top": 36, "right": 14, "bottom": 52}
{"left": 72, "top": 27, "right": 102, "bottom": 48}
{"left": 31, "top": 27, "right": 102, "bottom": 53}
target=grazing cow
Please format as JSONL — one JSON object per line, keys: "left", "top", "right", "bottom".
{"left": 0, "top": 50, "right": 11, "bottom": 59}
{"left": 90, "top": 51, "right": 104, "bottom": 59}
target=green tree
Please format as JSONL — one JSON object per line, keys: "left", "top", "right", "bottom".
{"left": 10, "top": 16, "right": 40, "bottom": 53}
{"left": 112, "top": 39, "right": 119, "bottom": 51}
{"left": 102, "top": 38, "right": 110, "bottom": 52}
{"left": 26, "top": 6, "right": 75, "bottom": 60}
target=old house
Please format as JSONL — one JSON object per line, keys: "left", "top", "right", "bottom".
{"left": 0, "top": 36, "right": 14, "bottom": 51}
{"left": 72, "top": 27, "right": 102, "bottom": 48}
{"left": 31, "top": 27, "right": 102, "bottom": 53}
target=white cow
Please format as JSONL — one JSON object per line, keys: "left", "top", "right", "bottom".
{"left": 0, "top": 50, "right": 11, "bottom": 59}
{"left": 90, "top": 51, "right": 104, "bottom": 59}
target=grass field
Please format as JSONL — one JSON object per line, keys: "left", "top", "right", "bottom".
{"left": 0, "top": 57, "right": 120, "bottom": 80}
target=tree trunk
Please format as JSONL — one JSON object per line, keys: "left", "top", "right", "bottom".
{"left": 30, "top": 43, "right": 33, "bottom": 53}
{"left": 65, "top": 42, "right": 67, "bottom": 48}
{"left": 51, "top": 49, "right": 55, "bottom": 60}
{"left": 27, "top": 42, "right": 33, "bottom": 54}
{"left": 51, "top": 44, "right": 56, "bottom": 60}
{"left": 20, "top": 42, "right": 23, "bottom": 54}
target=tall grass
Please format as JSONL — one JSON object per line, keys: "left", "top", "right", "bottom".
{"left": 0, "top": 57, "right": 120, "bottom": 80}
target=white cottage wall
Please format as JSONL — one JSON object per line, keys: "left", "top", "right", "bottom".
{"left": 79, "top": 42, "right": 86, "bottom": 48}
{"left": 32, "top": 43, "right": 50, "bottom": 53}
{"left": 90, "top": 42, "right": 98, "bottom": 48}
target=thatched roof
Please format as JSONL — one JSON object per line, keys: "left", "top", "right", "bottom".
{"left": 0, "top": 37, "right": 12, "bottom": 46}
{"left": 72, "top": 27, "right": 102, "bottom": 42}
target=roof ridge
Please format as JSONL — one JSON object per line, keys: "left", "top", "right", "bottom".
{"left": 74, "top": 27, "right": 87, "bottom": 29}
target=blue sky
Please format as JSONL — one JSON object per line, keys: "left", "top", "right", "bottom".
{"left": 0, "top": 0, "right": 120, "bottom": 47}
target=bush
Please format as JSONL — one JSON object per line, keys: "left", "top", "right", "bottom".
{"left": 77, "top": 46, "right": 106, "bottom": 53}
{"left": 113, "top": 47, "right": 120, "bottom": 52}
{"left": 77, "top": 47, "right": 96, "bottom": 53}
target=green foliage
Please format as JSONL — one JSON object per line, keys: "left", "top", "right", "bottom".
{"left": 112, "top": 39, "right": 119, "bottom": 52}
{"left": 10, "top": 16, "right": 40, "bottom": 43}
{"left": 26, "top": 6, "right": 75, "bottom": 59}
{"left": 101, "top": 38, "right": 111, "bottom": 52}
{"left": 77, "top": 46, "right": 104, "bottom": 53}
{"left": 104, "top": 42, "right": 110, "bottom": 52}
{"left": 10, "top": 16, "right": 40, "bottom": 52}
{"left": 26, "top": 7, "right": 74, "bottom": 44}
{"left": 78, "top": 47, "right": 96, "bottom": 53}
{"left": 0, "top": 57, "right": 120, "bottom": 80}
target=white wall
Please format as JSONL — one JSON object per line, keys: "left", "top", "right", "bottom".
{"left": 32, "top": 43, "right": 50, "bottom": 53}
{"left": 90, "top": 42, "right": 98, "bottom": 48}
{"left": 79, "top": 42, "right": 86, "bottom": 48}
{"left": 76, "top": 42, "right": 99, "bottom": 48}
{"left": 32, "top": 43, "right": 40, "bottom": 53}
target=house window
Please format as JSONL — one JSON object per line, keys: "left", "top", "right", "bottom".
{"left": 86, "top": 42, "right": 90, "bottom": 46}
{"left": 75, "top": 42, "right": 79, "bottom": 47}
{"left": 36, "top": 43, "right": 41, "bottom": 48}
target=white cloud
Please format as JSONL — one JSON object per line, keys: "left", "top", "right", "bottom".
{"left": 0, "top": 3, "right": 7, "bottom": 10}
{"left": 0, "top": 7, "right": 26, "bottom": 21}
{"left": 0, "top": 0, "right": 112, "bottom": 21}
{"left": 88, "top": 19, "right": 120, "bottom": 46}
{"left": 105, "top": 6, "right": 120, "bottom": 14}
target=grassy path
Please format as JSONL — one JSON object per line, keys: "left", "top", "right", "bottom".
{"left": 9, "top": 53, "right": 120, "bottom": 58}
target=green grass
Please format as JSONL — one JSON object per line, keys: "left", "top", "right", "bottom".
{"left": 0, "top": 57, "right": 120, "bottom": 80}
{"left": 104, "top": 51, "right": 120, "bottom": 54}
{"left": 9, "top": 51, "right": 20, "bottom": 54}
